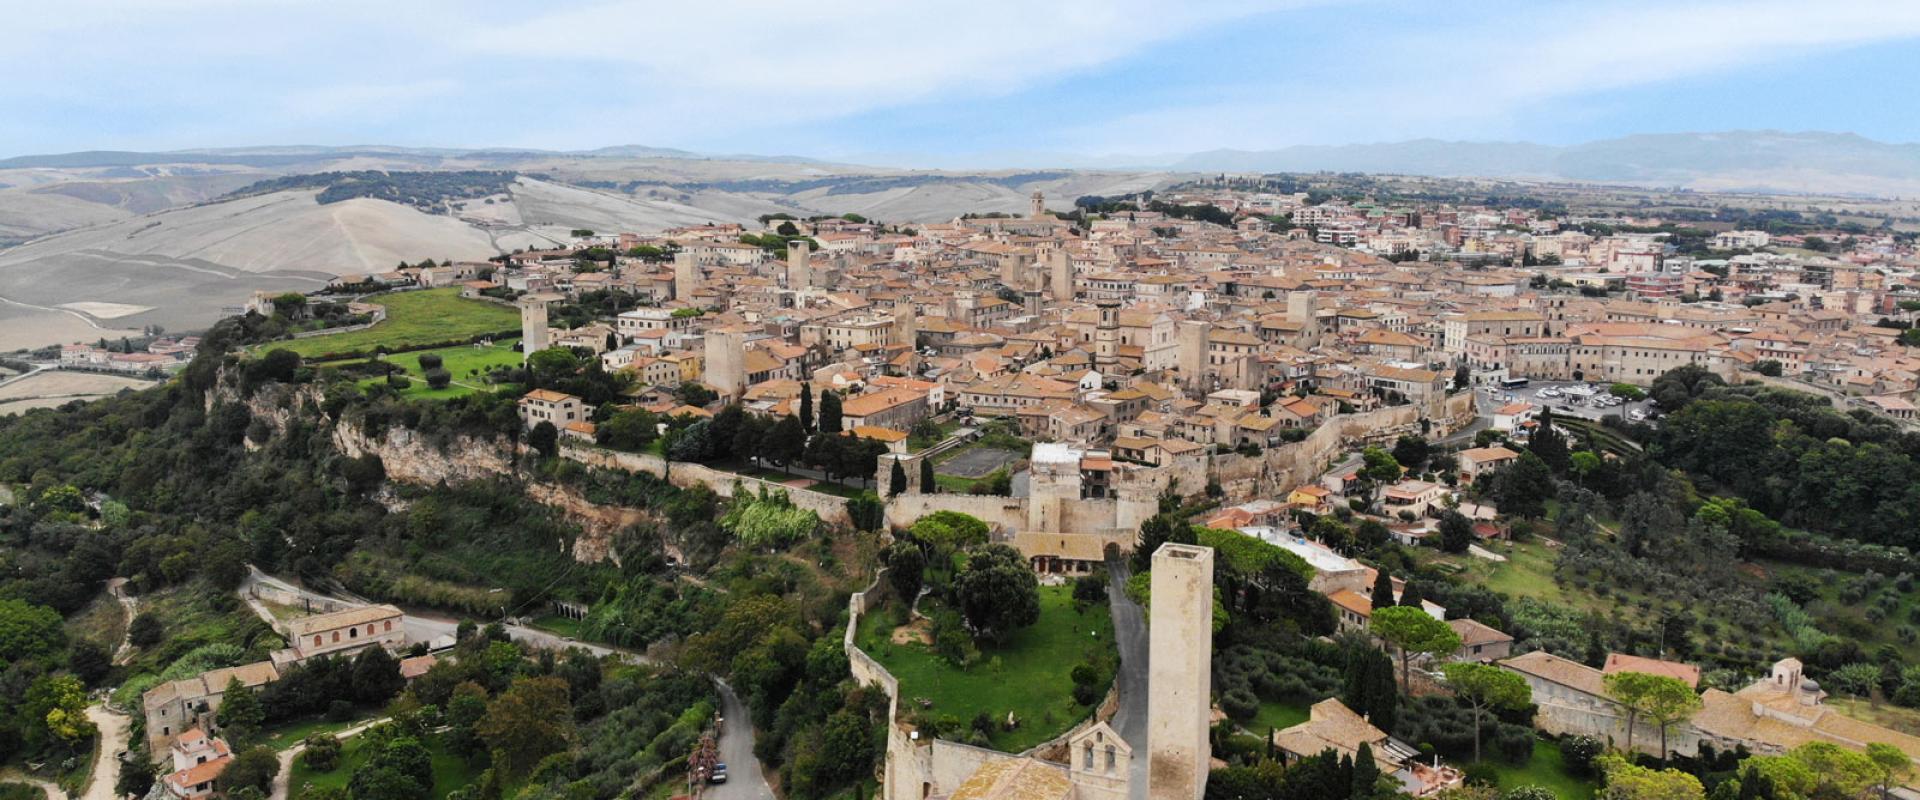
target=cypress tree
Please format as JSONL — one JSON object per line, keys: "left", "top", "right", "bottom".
{"left": 1398, "top": 580, "right": 1425, "bottom": 610}
{"left": 920, "top": 457, "right": 936, "bottom": 493}
{"left": 1370, "top": 568, "right": 1395, "bottom": 611}
{"left": 799, "top": 382, "right": 815, "bottom": 431}
{"left": 820, "top": 391, "right": 844, "bottom": 433}
{"left": 1350, "top": 742, "right": 1379, "bottom": 800}
{"left": 889, "top": 459, "right": 908, "bottom": 495}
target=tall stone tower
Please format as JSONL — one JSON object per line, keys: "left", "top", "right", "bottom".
{"left": 892, "top": 298, "right": 918, "bottom": 349}
{"left": 518, "top": 295, "right": 549, "bottom": 362}
{"left": 1287, "top": 290, "right": 1318, "bottom": 331}
{"left": 1030, "top": 190, "right": 1046, "bottom": 219}
{"left": 787, "top": 240, "right": 811, "bottom": 290}
{"left": 1049, "top": 248, "right": 1074, "bottom": 301}
{"left": 1094, "top": 301, "right": 1121, "bottom": 373}
{"left": 1177, "top": 319, "right": 1210, "bottom": 394}
{"left": 1147, "top": 543, "right": 1214, "bottom": 800}
{"left": 703, "top": 327, "right": 746, "bottom": 402}
{"left": 674, "top": 251, "right": 700, "bottom": 304}
{"left": 1022, "top": 289, "right": 1043, "bottom": 319}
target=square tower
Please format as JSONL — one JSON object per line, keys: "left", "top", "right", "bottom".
{"left": 518, "top": 295, "right": 550, "bottom": 363}
{"left": 787, "top": 240, "right": 811, "bottom": 290}
{"left": 674, "top": 251, "right": 700, "bottom": 303}
{"left": 1147, "top": 543, "right": 1213, "bottom": 800}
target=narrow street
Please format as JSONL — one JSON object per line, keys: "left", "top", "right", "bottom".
{"left": 705, "top": 681, "right": 774, "bottom": 800}
{"left": 1103, "top": 559, "right": 1148, "bottom": 800}
{"left": 79, "top": 705, "right": 129, "bottom": 800}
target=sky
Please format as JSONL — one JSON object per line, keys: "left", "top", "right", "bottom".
{"left": 5, "top": 0, "right": 1920, "bottom": 166}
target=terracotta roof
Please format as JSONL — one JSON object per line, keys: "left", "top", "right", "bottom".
{"left": 285, "top": 604, "right": 404, "bottom": 638}
{"left": 1603, "top": 653, "right": 1701, "bottom": 689}
{"left": 1501, "top": 650, "right": 1606, "bottom": 697}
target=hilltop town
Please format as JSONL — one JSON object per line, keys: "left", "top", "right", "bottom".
{"left": 5, "top": 179, "right": 1920, "bottom": 800}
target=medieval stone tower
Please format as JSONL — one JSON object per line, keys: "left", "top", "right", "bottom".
{"left": 1094, "top": 301, "right": 1121, "bottom": 373}
{"left": 1287, "top": 290, "right": 1318, "bottom": 333}
{"left": 1023, "top": 289, "right": 1043, "bottom": 319}
{"left": 787, "top": 239, "right": 812, "bottom": 290}
{"left": 1147, "top": 542, "right": 1214, "bottom": 800}
{"left": 674, "top": 250, "right": 700, "bottom": 304}
{"left": 1049, "top": 247, "right": 1074, "bottom": 301}
{"left": 892, "top": 298, "right": 918, "bottom": 349}
{"left": 1030, "top": 190, "right": 1046, "bottom": 218}
{"left": 518, "top": 295, "right": 549, "bottom": 362}
{"left": 703, "top": 327, "right": 746, "bottom": 402}
{"left": 1177, "top": 319, "right": 1210, "bottom": 395}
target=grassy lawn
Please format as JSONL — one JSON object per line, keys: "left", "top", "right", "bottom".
{"left": 855, "top": 585, "right": 1114, "bottom": 752}
{"left": 265, "top": 289, "right": 519, "bottom": 360}
{"left": 334, "top": 339, "right": 524, "bottom": 400}
{"left": 724, "top": 465, "right": 873, "bottom": 499}
{"left": 529, "top": 614, "right": 584, "bottom": 639}
{"left": 288, "top": 732, "right": 474, "bottom": 800}
{"left": 262, "top": 716, "right": 371, "bottom": 751}
{"left": 1247, "top": 701, "right": 1310, "bottom": 734}
{"left": 1483, "top": 739, "right": 1596, "bottom": 800}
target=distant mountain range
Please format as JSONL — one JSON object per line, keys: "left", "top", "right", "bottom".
{"left": 1171, "top": 131, "right": 1920, "bottom": 195}
{"left": 7, "top": 131, "right": 1918, "bottom": 196}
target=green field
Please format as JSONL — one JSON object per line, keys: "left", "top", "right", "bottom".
{"left": 336, "top": 339, "right": 524, "bottom": 399}
{"left": 288, "top": 732, "right": 474, "bottom": 800}
{"left": 1248, "top": 700, "right": 1310, "bottom": 733}
{"left": 855, "top": 585, "right": 1114, "bottom": 752}
{"left": 264, "top": 289, "right": 519, "bottom": 360}
{"left": 1484, "top": 739, "right": 1596, "bottom": 800}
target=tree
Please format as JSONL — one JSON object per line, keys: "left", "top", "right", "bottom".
{"left": 886, "top": 541, "right": 925, "bottom": 603}
{"left": 1361, "top": 446, "right": 1403, "bottom": 483}
{"left": 820, "top": 391, "right": 843, "bottom": 433}
{"left": 920, "top": 458, "right": 936, "bottom": 493}
{"left": 674, "top": 382, "right": 718, "bottom": 408}
{"left": 1453, "top": 364, "right": 1472, "bottom": 390}
{"left": 528, "top": 420, "right": 558, "bottom": 458}
{"left": 300, "top": 732, "right": 344, "bottom": 772}
{"left": 1351, "top": 741, "right": 1381, "bottom": 799}
{"left": 350, "top": 646, "right": 405, "bottom": 705}
{"left": 1868, "top": 742, "right": 1912, "bottom": 800}
{"left": 1528, "top": 408, "right": 1571, "bottom": 474}
{"left": 424, "top": 368, "right": 451, "bottom": 389}
{"left": 30, "top": 675, "right": 95, "bottom": 748}
{"left": 1438, "top": 510, "right": 1476, "bottom": 554}
{"left": 1595, "top": 755, "right": 1703, "bottom": 800}
{"left": 1441, "top": 662, "right": 1532, "bottom": 763}
{"left": 800, "top": 382, "right": 815, "bottom": 431}
{"left": 0, "top": 598, "right": 65, "bottom": 662}
{"left": 219, "top": 746, "right": 280, "bottom": 795}
{"left": 476, "top": 675, "right": 574, "bottom": 778}
{"left": 1392, "top": 436, "right": 1431, "bottom": 473}
{"left": 1398, "top": 581, "right": 1425, "bottom": 610}
{"left": 68, "top": 640, "right": 111, "bottom": 686}
{"left": 889, "top": 459, "right": 908, "bottom": 495}
{"left": 1370, "top": 606, "right": 1461, "bottom": 688}
{"left": 1604, "top": 671, "right": 1698, "bottom": 760}
{"left": 1134, "top": 513, "right": 1196, "bottom": 573}
{"left": 1491, "top": 450, "right": 1555, "bottom": 519}
{"left": 762, "top": 415, "right": 807, "bottom": 472}
{"left": 954, "top": 544, "right": 1040, "bottom": 643}
{"left": 218, "top": 676, "right": 266, "bottom": 742}
{"left": 1370, "top": 568, "right": 1396, "bottom": 611}
{"left": 597, "top": 408, "right": 659, "bottom": 451}
{"left": 1342, "top": 646, "right": 1399, "bottom": 734}
{"left": 129, "top": 611, "right": 163, "bottom": 648}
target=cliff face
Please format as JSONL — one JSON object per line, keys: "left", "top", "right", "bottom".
{"left": 329, "top": 423, "right": 515, "bottom": 485}
{"left": 525, "top": 482, "right": 649, "bottom": 564}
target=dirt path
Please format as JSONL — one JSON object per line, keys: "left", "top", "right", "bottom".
{"left": 107, "top": 579, "right": 137, "bottom": 666}
{"left": 0, "top": 770, "right": 68, "bottom": 800}
{"left": 270, "top": 718, "right": 388, "bottom": 800}
{"left": 79, "top": 705, "right": 129, "bottom": 800}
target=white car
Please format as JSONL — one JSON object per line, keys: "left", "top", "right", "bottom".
{"left": 1629, "top": 410, "right": 1647, "bottom": 421}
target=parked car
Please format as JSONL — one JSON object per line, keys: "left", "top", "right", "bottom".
{"left": 710, "top": 764, "right": 729, "bottom": 784}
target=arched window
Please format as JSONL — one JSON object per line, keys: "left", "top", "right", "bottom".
{"left": 1083, "top": 743, "right": 1093, "bottom": 769}
{"left": 384, "top": 621, "right": 393, "bottom": 632}
{"left": 314, "top": 635, "right": 323, "bottom": 648}
{"left": 332, "top": 632, "right": 340, "bottom": 643}
{"left": 1106, "top": 746, "right": 1116, "bottom": 771}
{"left": 349, "top": 628, "right": 358, "bottom": 639}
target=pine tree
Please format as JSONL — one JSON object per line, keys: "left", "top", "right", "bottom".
{"left": 889, "top": 459, "right": 908, "bottom": 495}
{"left": 799, "top": 382, "right": 815, "bottom": 431}
{"left": 1370, "top": 568, "right": 1395, "bottom": 611}
{"left": 920, "top": 458, "right": 936, "bottom": 493}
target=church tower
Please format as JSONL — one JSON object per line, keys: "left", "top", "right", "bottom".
{"left": 1030, "top": 190, "right": 1046, "bottom": 219}
{"left": 1094, "top": 301, "right": 1121, "bottom": 373}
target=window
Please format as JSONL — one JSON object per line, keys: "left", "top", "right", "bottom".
{"left": 384, "top": 621, "right": 393, "bottom": 632}
{"left": 1083, "top": 743, "right": 1094, "bottom": 769}
{"left": 314, "top": 635, "right": 323, "bottom": 648}
{"left": 349, "top": 628, "right": 358, "bottom": 639}
{"left": 332, "top": 632, "right": 340, "bottom": 643}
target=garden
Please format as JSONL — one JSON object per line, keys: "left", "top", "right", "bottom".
{"left": 265, "top": 289, "right": 520, "bottom": 360}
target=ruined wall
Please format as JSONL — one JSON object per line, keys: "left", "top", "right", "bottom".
{"left": 882, "top": 492, "right": 1028, "bottom": 532}
{"left": 560, "top": 444, "right": 854, "bottom": 527}
{"left": 1205, "top": 393, "right": 1477, "bottom": 502}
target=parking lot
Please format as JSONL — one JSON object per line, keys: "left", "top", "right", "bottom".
{"left": 1476, "top": 379, "right": 1659, "bottom": 425}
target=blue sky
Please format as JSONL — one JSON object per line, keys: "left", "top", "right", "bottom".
{"left": 5, "top": 0, "right": 1919, "bottom": 166}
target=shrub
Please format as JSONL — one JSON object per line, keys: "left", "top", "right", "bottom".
{"left": 1220, "top": 688, "right": 1259, "bottom": 721}
{"left": 424, "top": 368, "right": 452, "bottom": 389}
{"left": 1559, "top": 735, "right": 1604, "bottom": 777}
{"left": 1462, "top": 762, "right": 1500, "bottom": 787}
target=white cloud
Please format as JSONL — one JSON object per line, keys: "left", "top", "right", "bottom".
{"left": 459, "top": 0, "right": 1313, "bottom": 121}
{"left": 1061, "top": 0, "right": 1920, "bottom": 153}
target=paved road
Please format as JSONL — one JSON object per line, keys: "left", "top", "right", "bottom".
{"left": 243, "top": 567, "right": 616, "bottom": 658}
{"left": 79, "top": 705, "right": 129, "bottom": 800}
{"left": 707, "top": 681, "right": 773, "bottom": 800}
{"left": 1103, "top": 560, "right": 1148, "bottom": 800}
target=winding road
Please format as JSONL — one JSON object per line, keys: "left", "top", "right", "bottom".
{"left": 708, "top": 682, "right": 774, "bottom": 800}
{"left": 79, "top": 705, "right": 130, "bottom": 800}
